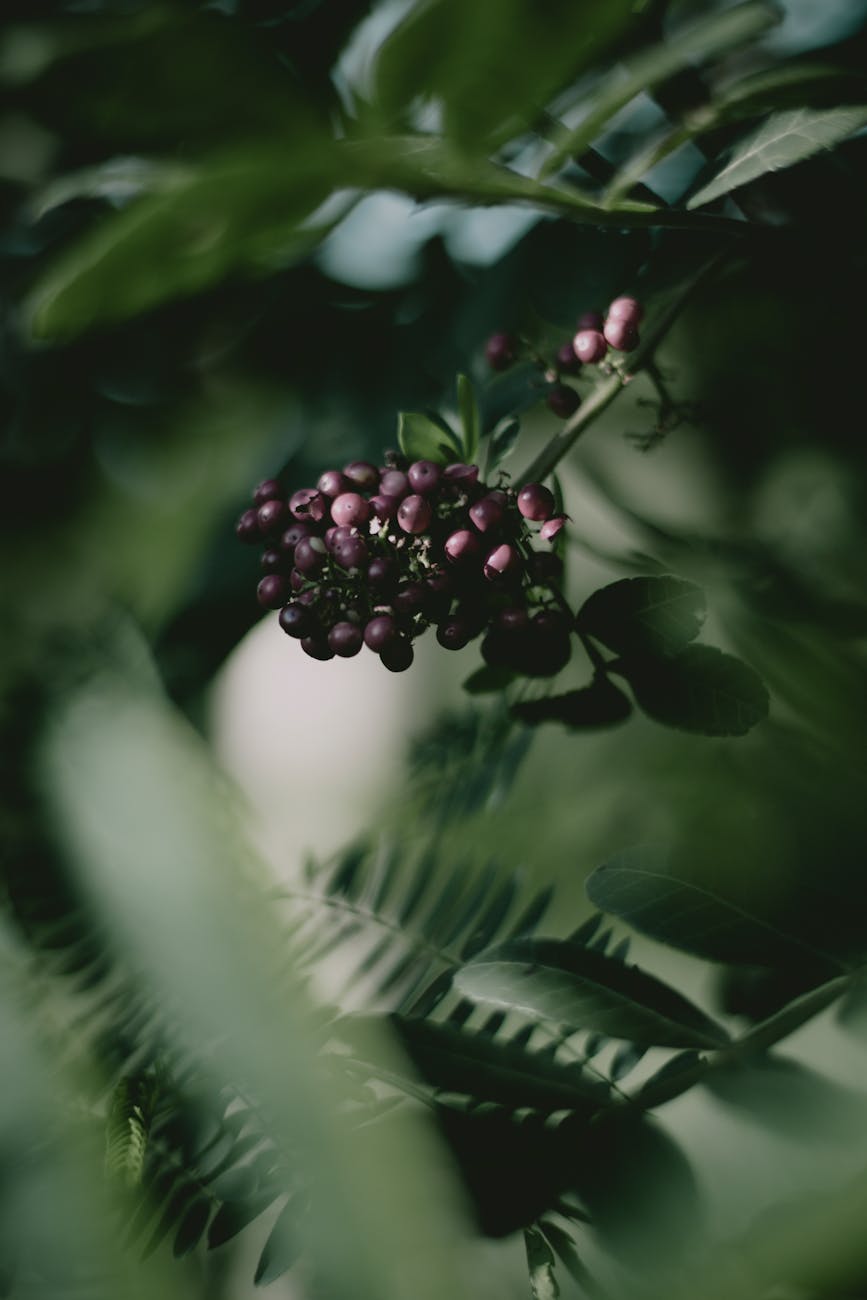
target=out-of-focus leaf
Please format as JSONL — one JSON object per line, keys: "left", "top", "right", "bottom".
{"left": 463, "top": 665, "right": 518, "bottom": 695}
{"left": 578, "top": 576, "right": 706, "bottom": 659}
{"left": 541, "top": 0, "right": 780, "bottom": 176}
{"left": 397, "top": 411, "right": 457, "bottom": 463}
{"left": 254, "top": 1198, "right": 302, "bottom": 1287}
{"left": 687, "top": 105, "right": 867, "bottom": 208}
{"left": 511, "top": 678, "right": 633, "bottom": 730}
{"left": 617, "top": 644, "right": 769, "bottom": 736}
{"left": 456, "top": 374, "right": 479, "bottom": 464}
{"left": 487, "top": 417, "right": 521, "bottom": 469}
{"left": 586, "top": 844, "right": 841, "bottom": 970}
{"left": 373, "top": 0, "right": 638, "bottom": 150}
{"left": 524, "top": 1225, "right": 559, "bottom": 1300}
{"left": 454, "top": 938, "right": 730, "bottom": 1048}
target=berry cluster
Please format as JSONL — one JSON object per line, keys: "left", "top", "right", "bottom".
{"left": 485, "top": 294, "right": 644, "bottom": 420}
{"left": 236, "top": 458, "right": 572, "bottom": 675}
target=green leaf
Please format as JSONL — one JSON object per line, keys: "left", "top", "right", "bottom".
{"left": 687, "top": 105, "right": 867, "bottom": 208}
{"left": 387, "top": 1015, "right": 609, "bottom": 1114}
{"left": 577, "top": 576, "right": 706, "bottom": 659}
{"left": 25, "top": 143, "right": 341, "bottom": 340}
{"left": 454, "top": 938, "right": 730, "bottom": 1048}
{"left": 487, "top": 417, "right": 521, "bottom": 469}
{"left": 397, "top": 412, "right": 456, "bottom": 464}
{"left": 207, "top": 1194, "right": 277, "bottom": 1250}
{"left": 616, "top": 644, "right": 769, "bottom": 736}
{"left": 373, "top": 0, "right": 638, "bottom": 151}
{"left": 173, "top": 1197, "right": 211, "bottom": 1259}
{"left": 462, "top": 665, "right": 517, "bottom": 696}
{"left": 541, "top": 0, "right": 780, "bottom": 176}
{"left": 586, "top": 843, "right": 838, "bottom": 969}
{"left": 511, "top": 677, "right": 633, "bottom": 730}
{"left": 456, "top": 374, "right": 479, "bottom": 464}
{"left": 254, "top": 1197, "right": 302, "bottom": 1287}
{"left": 524, "top": 1225, "right": 559, "bottom": 1300}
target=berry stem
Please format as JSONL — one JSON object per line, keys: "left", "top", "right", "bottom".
{"left": 515, "top": 245, "right": 734, "bottom": 486}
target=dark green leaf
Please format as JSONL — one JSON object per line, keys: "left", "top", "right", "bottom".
{"left": 463, "top": 665, "right": 517, "bottom": 695}
{"left": 577, "top": 576, "right": 706, "bottom": 658}
{"left": 207, "top": 1193, "right": 277, "bottom": 1250}
{"left": 524, "top": 1225, "right": 559, "bottom": 1300}
{"left": 454, "top": 939, "right": 730, "bottom": 1048}
{"left": 538, "top": 1222, "right": 590, "bottom": 1289}
{"left": 388, "top": 1015, "right": 608, "bottom": 1114}
{"left": 456, "top": 374, "right": 479, "bottom": 464}
{"left": 254, "top": 1198, "right": 302, "bottom": 1287}
{"left": 397, "top": 412, "right": 455, "bottom": 464}
{"left": 173, "top": 1197, "right": 211, "bottom": 1259}
{"left": 617, "top": 644, "right": 769, "bottom": 736}
{"left": 586, "top": 844, "right": 836, "bottom": 968}
{"left": 511, "top": 678, "right": 633, "bottom": 730}
{"left": 541, "top": 0, "right": 780, "bottom": 176}
{"left": 488, "top": 417, "right": 521, "bottom": 469}
{"left": 688, "top": 105, "right": 867, "bottom": 208}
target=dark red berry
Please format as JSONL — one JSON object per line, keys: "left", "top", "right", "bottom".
{"left": 397, "top": 494, "right": 432, "bottom": 535}
{"left": 301, "top": 636, "right": 334, "bottom": 661}
{"left": 607, "top": 296, "right": 644, "bottom": 325}
{"left": 484, "top": 543, "right": 520, "bottom": 581}
{"left": 547, "top": 384, "right": 581, "bottom": 419}
{"left": 331, "top": 492, "right": 370, "bottom": 528}
{"left": 236, "top": 508, "right": 261, "bottom": 544}
{"left": 380, "top": 636, "right": 414, "bottom": 672}
{"left": 393, "top": 582, "right": 427, "bottom": 615}
{"left": 576, "top": 310, "right": 604, "bottom": 331}
{"left": 443, "top": 462, "right": 480, "bottom": 487}
{"left": 485, "top": 332, "right": 518, "bottom": 371}
{"left": 260, "top": 548, "right": 285, "bottom": 573}
{"left": 257, "top": 498, "right": 288, "bottom": 535}
{"left": 363, "top": 614, "right": 398, "bottom": 652}
{"left": 425, "top": 570, "right": 454, "bottom": 617}
{"left": 317, "top": 469, "right": 350, "bottom": 498}
{"left": 380, "top": 469, "right": 410, "bottom": 499}
{"left": 469, "top": 495, "right": 504, "bottom": 534}
{"left": 278, "top": 603, "right": 312, "bottom": 638}
{"left": 328, "top": 621, "right": 363, "bottom": 658}
{"left": 517, "top": 482, "right": 555, "bottom": 522}
{"left": 497, "top": 606, "right": 529, "bottom": 633}
{"left": 367, "top": 556, "right": 399, "bottom": 593}
{"left": 540, "top": 515, "right": 567, "bottom": 542}
{"left": 603, "top": 318, "right": 639, "bottom": 352}
{"left": 445, "top": 529, "right": 481, "bottom": 564}
{"left": 294, "top": 536, "right": 328, "bottom": 575}
{"left": 436, "top": 618, "right": 470, "bottom": 651}
{"left": 332, "top": 534, "right": 368, "bottom": 570}
{"left": 253, "top": 478, "right": 282, "bottom": 506}
{"left": 343, "top": 461, "right": 379, "bottom": 492}
{"left": 290, "top": 488, "right": 327, "bottom": 522}
{"left": 370, "top": 494, "right": 398, "bottom": 522}
{"left": 408, "top": 460, "right": 442, "bottom": 494}
{"left": 573, "top": 330, "right": 608, "bottom": 364}
{"left": 555, "top": 342, "right": 582, "bottom": 375}
{"left": 289, "top": 569, "right": 305, "bottom": 592}
{"left": 257, "top": 574, "right": 290, "bottom": 609}
{"left": 281, "top": 521, "right": 313, "bottom": 551}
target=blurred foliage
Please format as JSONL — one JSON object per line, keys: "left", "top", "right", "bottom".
{"left": 1, "top": 1, "right": 867, "bottom": 1298}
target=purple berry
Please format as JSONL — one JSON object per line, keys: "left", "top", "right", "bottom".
{"left": 290, "top": 488, "right": 327, "bottom": 522}
{"left": 573, "top": 330, "right": 608, "bottom": 364}
{"left": 445, "top": 529, "right": 481, "bottom": 565}
{"left": 443, "top": 463, "right": 480, "bottom": 487}
{"left": 257, "top": 498, "right": 288, "bottom": 536}
{"left": 343, "top": 461, "right": 379, "bottom": 492}
{"left": 332, "top": 533, "right": 368, "bottom": 570}
{"left": 380, "top": 637, "right": 414, "bottom": 672}
{"left": 236, "top": 508, "right": 261, "bottom": 545}
{"left": 325, "top": 524, "right": 351, "bottom": 552}
{"left": 425, "top": 570, "right": 454, "bottom": 616}
{"left": 485, "top": 332, "right": 518, "bottom": 372}
{"left": 393, "top": 582, "right": 427, "bottom": 615}
{"left": 602, "top": 318, "right": 639, "bottom": 352}
{"left": 436, "top": 618, "right": 470, "bottom": 651}
{"left": 281, "top": 521, "right": 313, "bottom": 551}
{"left": 497, "top": 606, "right": 529, "bottom": 632}
{"left": 260, "top": 548, "right": 286, "bottom": 573}
{"left": 555, "top": 342, "right": 582, "bottom": 375}
{"left": 367, "top": 556, "right": 399, "bottom": 593}
{"left": 540, "top": 515, "right": 567, "bottom": 542}
{"left": 370, "top": 494, "right": 398, "bottom": 522}
{"left": 607, "top": 296, "right": 644, "bottom": 326}
{"left": 328, "top": 621, "right": 363, "bottom": 658}
{"left": 253, "top": 478, "right": 282, "bottom": 506}
{"left": 289, "top": 569, "right": 305, "bottom": 592}
{"left": 546, "top": 384, "right": 581, "bottom": 419}
{"left": 364, "top": 614, "right": 398, "bottom": 652}
{"left": 484, "top": 543, "right": 520, "bottom": 581}
{"left": 469, "top": 495, "right": 504, "bottom": 534}
{"left": 379, "top": 469, "right": 410, "bottom": 500}
{"left": 278, "top": 603, "right": 312, "bottom": 638}
{"left": 576, "top": 310, "right": 604, "bottom": 331}
{"left": 397, "top": 494, "right": 432, "bottom": 535}
{"left": 517, "top": 482, "right": 555, "bottom": 522}
{"left": 301, "top": 636, "right": 334, "bottom": 661}
{"left": 317, "top": 469, "right": 350, "bottom": 498}
{"left": 331, "top": 492, "right": 370, "bottom": 528}
{"left": 257, "top": 574, "right": 290, "bottom": 609}
{"left": 294, "top": 536, "right": 328, "bottom": 575}
{"left": 408, "top": 460, "right": 442, "bottom": 494}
